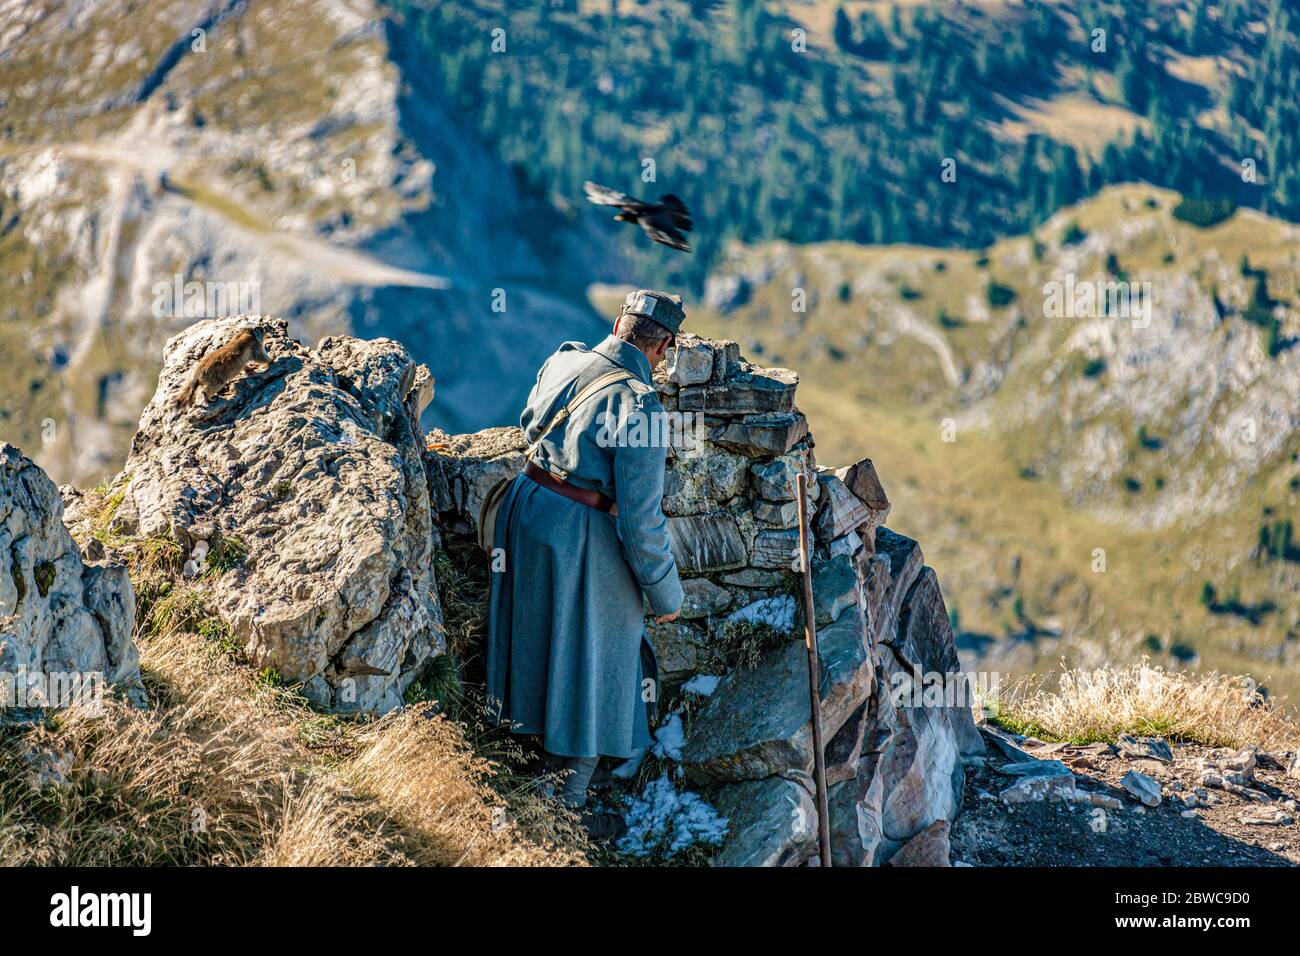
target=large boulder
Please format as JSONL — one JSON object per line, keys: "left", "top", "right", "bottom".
{"left": 94, "top": 317, "right": 443, "bottom": 713}
{"left": 893, "top": 568, "right": 985, "bottom": 759}
{"left": 838, "top": 567, "right": 981, "bottom": 864}
{"left": 680, "top": 615, "right": 874, "bottom": 784}
{"left": 710, "top": 776, "right": 818, "bottom": 867}
{"left": 827, "top": 696, "right": 892, "bottom": 867}
{"left": 1, "top": 444, "right": 141, "bottom": 708}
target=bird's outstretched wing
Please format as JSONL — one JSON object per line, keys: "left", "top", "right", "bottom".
{"left": 641, "top": 218, "right": 692, "bottom": 253}
{"left": 658, "top": 194, "right": 693, "bottom": 232}
{"left": 584, "top": 181, "right": 638, "bottom": 208}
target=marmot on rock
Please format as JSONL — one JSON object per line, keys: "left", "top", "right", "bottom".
{"left": 173, "top": 328, "right": 271, "bottom": 407}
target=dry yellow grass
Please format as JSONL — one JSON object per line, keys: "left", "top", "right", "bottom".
{"left": 0, "top": 559, "right": 587, "bottom": 867}
{"left": 993, "top": 662, "right": 1300, "bottom": 751}
{"left": 345, "top": 710, "right": 586, "bottom": 866}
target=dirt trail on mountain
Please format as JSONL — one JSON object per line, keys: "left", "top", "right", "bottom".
{"left": 4, "top": 140, "right": 451, "bottom": 291}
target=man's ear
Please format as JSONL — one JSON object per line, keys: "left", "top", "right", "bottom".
{"left": 652, "top": 339, "right": 670, "bottom": 367}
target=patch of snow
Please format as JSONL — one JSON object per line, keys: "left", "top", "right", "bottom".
{"left": 726, "top": 594, "right": 796, "bottom": 632}
{"left": 682, "top": 674, "right": 721, "bottom": 696}
{"left": 610, "top": 748, "right": 645, "bottom": 780}
{"left": 650, "top": 711, "right": 685, "bottom": 761}
{"left": 616, "top": 774, "right": 729, "bottom": 858}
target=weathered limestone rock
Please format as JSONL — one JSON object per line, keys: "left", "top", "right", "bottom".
{"left": 682, "top": 606, "right": 873, "bottom": 785}
{"left": 894, "top": 568, "right": 985, "bottom": 758}
{"left": 751, "top": 454, "right": 803, "bottom": 501}
{"left": 872, "top": 657, "right": 965, "bottom": 855}
{"left": 838, "top": 458, "right": 890, "bottom": 512}
{"left": 874, "top": 528, "right": 925, "bottom": 641}
{"left": 1001, "top": 759, "right": 1075, "bottom": 778}
{"left": 834, "top": 458, "right": 891, "bottom": 549}
{"left": 679, "top": 640, "right": 817, "bottom": 782}
{"left": 825, "top": 700, "right": 870, "bottom": 786}
{"left": 859, "top": 551, "right": 893, "bottom": 642}
{"left": 823, "top": 564, "right": 980, "bottom": 863}
{"left": 1121, "top": 769, "right": 1163, "bottom": 807}
{"left": 645, "top": 619, "right": 708, "bottom": 676}
{"left": 710, "top": 413, "right": 808, "bottom": 457}
{"left": 1240, "top": 806, "right": 1294, "bottom": 826}
{"left": 997, "top": 760, "right": 1077, "bottom": 803}
{"left": 751, "top": 528, "right": 800, "bottom": 569}
{"left": 665, "top": 336, "right": 714, "bottom": 386}
{"left": 1197, "top": 749, "right": 1257, "bottom": 786}
{"left": 667, "top": 514, "right": 747, "bottom": 572}
{"left": 827, "top": 531, "right": 863, "bottom": 560}
{"left": 817, "top": 608, "right": 875, "bottom": 728}
{"left": 828, "top": 699, "right": 891, "bottom": 867}
{"left": 1075, "top": 790, "right": 1124, "bottom": 810}
{"left": 662, "top": 333, "right": 741, "bottom": 387}
{"left": 662, "top": 447, "right": 750, "bottom": 516}
{"left": 710, "top": 776, "right": 818, "bottom": 867}
{"left": 752, "top": 499, "right": 800, "bottom": 528}
{"left": 1000, "top": 773, "right": 1076, "bottom": 803}
{"left": 1116, "top": 733, "right": 1174, "bottom": 764}
{"left": 425, "top": 426, "right": 527, "bottom": 537}
{"left": 1, "top": 444, "right": 142, "bottom": 706}
{"left": 679, "top": 578, "right": 734, "bottom": 620}
{"left": 722, "top": 567, "right": 787, "bottom": 588}
{"left": 678, "top": 366, "right": 797, "bottom": 416}
{"left": 94, "top": 318, "right": 443, "bottom": 713}
{"left": 813, "top": 554, "right": 859, "bottom": 626}
{"left": 890, "top": 819, "right": 951, "bottom": 867}
{"left": 814, "top": 473, "right": 872, "bottom": 541}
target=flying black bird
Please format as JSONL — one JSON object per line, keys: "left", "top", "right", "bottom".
{"left": 583, "top": 181, "right": 693, "bottom": 253}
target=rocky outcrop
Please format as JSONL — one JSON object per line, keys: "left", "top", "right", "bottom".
{"left": 659, "top": 337, "right": 982, "bottom": 867}
{"left": 83, "top": 316, "right": 444, "bottom": 713}
{"left": 428, "top": 331, "right": 983, "bottom": 866}
{"left": 1, "top": 444, "right": 142, "bottom": 710}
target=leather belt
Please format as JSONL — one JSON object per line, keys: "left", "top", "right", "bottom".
{"left": 524, "top": 462, "right": 618, "bottom": 515}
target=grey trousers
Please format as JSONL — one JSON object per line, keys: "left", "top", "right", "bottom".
{"left": 556, "top": 754, "right": 599, "bottom": 808}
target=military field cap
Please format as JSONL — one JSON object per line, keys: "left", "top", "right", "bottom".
{"left": 621, "top": 289, "right": 685, "bottom": 336}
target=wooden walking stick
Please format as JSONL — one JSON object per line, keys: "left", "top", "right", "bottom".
{"left": 796, "top": 472, "right": 833, "bottom": 867}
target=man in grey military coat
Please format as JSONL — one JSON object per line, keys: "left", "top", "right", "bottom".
{"left": 487, "top": 290, "right": 685, "bottom": 826}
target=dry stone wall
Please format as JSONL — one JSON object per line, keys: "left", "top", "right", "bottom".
{"left": 428, "top": 332, "right": 983, "bottom": 866}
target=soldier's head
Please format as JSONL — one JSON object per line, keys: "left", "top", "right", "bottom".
{"left": 614, "top": 290, "right": 685, "bottom": 367}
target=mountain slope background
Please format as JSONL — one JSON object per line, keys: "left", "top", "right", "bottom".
{"left": 659, "top": 183, "right": 1300, "bottom": 697}
{"left": 0, "top": 0, "right": 609, "bottom": 483}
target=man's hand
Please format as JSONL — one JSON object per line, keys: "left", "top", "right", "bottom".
{"left": 655, "top": 609, "right": 681, "bottom": 624}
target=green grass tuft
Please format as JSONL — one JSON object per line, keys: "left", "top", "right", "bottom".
{"left": 204, "top": 535, "right": 249, "bottom": 576}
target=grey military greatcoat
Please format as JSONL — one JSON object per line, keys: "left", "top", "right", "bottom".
{"left": 486, "top": 335, "right": 683, "bottom": 758}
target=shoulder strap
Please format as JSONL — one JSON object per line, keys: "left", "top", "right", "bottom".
{"left": 525, "top": 368, "right": 637, "bottom": 461}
